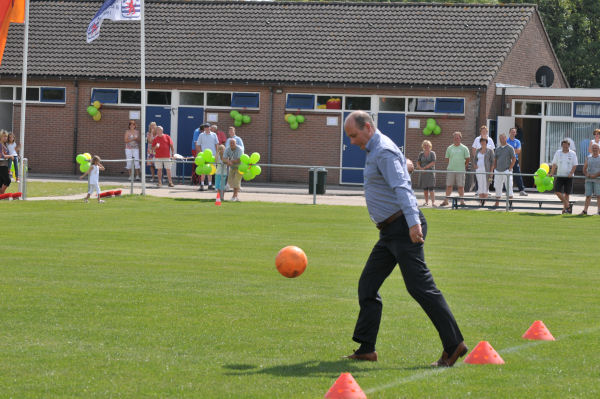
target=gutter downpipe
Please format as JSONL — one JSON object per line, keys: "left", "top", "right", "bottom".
{"left": 72, "top": 80, "right": 79, "bottom": 174}
{"left": 267, "top": 86, "right": 273, "bottom": 182}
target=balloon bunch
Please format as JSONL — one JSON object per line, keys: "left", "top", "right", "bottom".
{"left": 230, "top": 110, "right": 251, "bottom": 127}
{"left": 284, "top": 114, "right": 305, "bottom": 130}
{"left": 195, "top": 149, "right": 217, "bottom": 175}
{"left": 423, "top": 118, "right": 441, "bottom": 136}
{"left": 534, "top": 163, "right": 554, "bottom": 192}
{"left": 87, "top": 101, "right": 102, "bottom": 121}
{"left": 238, "top": 152, "right": 262, "bottom": 181}
{"left": 76, "top": 152, "right": 92, "bottom": 173}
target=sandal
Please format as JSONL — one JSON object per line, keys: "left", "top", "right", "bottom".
{"left": 579, "top": 210, "right": 587, "bottom": 216}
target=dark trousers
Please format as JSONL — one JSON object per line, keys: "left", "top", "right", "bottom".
{"left": 352, "top": 210, "right": 463, "bottom": 353}
{"left": 513, "top": 159, "right": 525, "bottom": 191}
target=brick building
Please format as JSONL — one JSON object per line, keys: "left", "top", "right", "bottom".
{"left": 0, "top": 1, "right": 573, "bottom": 186}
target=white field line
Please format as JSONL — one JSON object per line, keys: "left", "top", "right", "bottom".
{"left": 364, "top": 325, "right": 600, "bottom": 394}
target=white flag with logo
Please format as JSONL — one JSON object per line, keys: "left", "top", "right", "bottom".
{"left": 87, "top": 0, "right": 141, "bottom": 43}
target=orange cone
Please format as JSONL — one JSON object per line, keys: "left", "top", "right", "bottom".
{"left": 522, "top": 320, "right": 555, "bottom": 341}
{"left": 215, "top": 191, "right": 222, "bottom": 206}
{"left": 463, "top": 341, "right": 505, "bottom": 365}
{"left": 324, "top": 373, "right": 366, "bottom": 399}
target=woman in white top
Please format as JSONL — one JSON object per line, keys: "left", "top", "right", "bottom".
{"left": 6, "top": 132, "right": 19, "bottom": 182}
{"left": 124, "top": 120, "right": 141, "bottom": 180}
{"left": 588, "top": 129, "right": 600, "bottom": 156}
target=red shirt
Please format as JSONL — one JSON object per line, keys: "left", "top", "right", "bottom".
{"left": 152, "top": 134, "right": 173, "bottom": 158}
{"left": 216, "top": 130, "right": 227, "bottom": 145}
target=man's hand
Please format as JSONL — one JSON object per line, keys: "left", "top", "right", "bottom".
{"left": 406, "top": 159, "right": 414, "bottom": 174}
{"left": 409, "top": 223, "right": 424, "bottom": 244}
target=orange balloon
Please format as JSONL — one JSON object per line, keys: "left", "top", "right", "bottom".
{"left": 275, "top": 246, "right": 308, "bottom": 278}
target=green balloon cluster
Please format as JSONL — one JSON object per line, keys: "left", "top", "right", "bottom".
{"left": 76, "top": 152, "right": 92, "bottom": 173}
{"left": 230, "top": 110, "right": 251, "bottom": 127}
{"left": 534, "top": 166, "right": 554, "bottom": 192}
{"left": 285, "top": 114, "right": 305, "bottom": 130}
{"left": 238, "top": 152, "right": 262, "bottom": 181}
{"left": 423, "top": 119, "right": 441, "bottom": 136}
{"left": 195, "top": 149, "right": 217, "bottom": 175}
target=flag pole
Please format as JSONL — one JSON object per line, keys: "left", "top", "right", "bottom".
{"left": 17, "top": 0, "right": 29, "bottom": 196}
{"left": 140, "top": 0, "right": 146, "bottom": 195}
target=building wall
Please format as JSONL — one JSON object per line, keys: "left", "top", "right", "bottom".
{"left": 486, "top": 11, "right": 568, "bottom": 122}
{"left": 4, "top": 78, "right": 479, "bottom": 188}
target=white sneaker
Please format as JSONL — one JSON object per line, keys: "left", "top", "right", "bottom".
{"left": 98, "top": 200, "right": 105, "bottom": 203}
{"left": 519, "top": 191, "right": 528, "bottom": 196}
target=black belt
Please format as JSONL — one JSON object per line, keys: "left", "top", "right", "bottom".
{"left": 376, "top": 210, "right": 403, "bottom": 230}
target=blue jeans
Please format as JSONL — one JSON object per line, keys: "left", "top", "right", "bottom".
{"left": 513, "top": 159, "right": 524, "bottom": 191}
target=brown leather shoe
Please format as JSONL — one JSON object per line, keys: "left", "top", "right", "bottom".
{"left": 430, "top": 341, "right": 468, "bottom": 367}
{"left": 343, "top": 350, "right": 378, "bottom": 362}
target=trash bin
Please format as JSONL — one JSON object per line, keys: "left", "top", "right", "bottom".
{"left": 308, "top": 168, "right": 327, "bottom": 194}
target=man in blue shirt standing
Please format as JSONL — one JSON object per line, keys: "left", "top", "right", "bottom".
{"left": 343, "top": 111, "right": 466, "bottom": 367}
{"left": 507, "top": 127, "right": 527, "bottom": 196}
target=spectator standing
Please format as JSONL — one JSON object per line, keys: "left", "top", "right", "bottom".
{"left": 196, "top": 124, "right": 219, "bottom": 191}
{"left": 581, "top": 142, "right": 600, "bottom": 215}
{"left": 6, "top": 132, "right": 19, "bottom": 182}
{"left": 0, "top": 131, "right": 12, "bottom": 194}
{"left": 416, "top": 140, "right": 436, "bottom": 207}
{"left": 507, "top": 127, "right": 527, "bottom": 196}
{"left": 549, "top": 139, "right": 578, "bottom": 214}
{"left": 492, "top": 133, "right": 516, "bottom": 207}
{"left": 215, "top": 144, "right": 226, "bottom": 198}
{"left": 223, "top": 138, "right": 243, "bottom": 201}
{"left": 225, "top": 126, "right": 244, "bottom": 152}
{"left": 470, "top": 125, "right": 496, "bottom": 192}
{"left": 124, "top": 120, "right": 141, "bottom": 181}
{"left": 79, "top": 155, "right": 105, "bottom": 203}
{"left": 473, "top": 137, "right": 494, "bottom": 200}
{"left": 211, "top": 124, "right": 227, "bottom": 146}
{"left": 152, "top": 126, "right": 175, "bottom": 188}
{"left": 588, "top": 129, "right": 600, "bottom": 156}
{"left": 146, "top": 122, "right": 157, "bottom": 182}
{"left": 439, "top": 131, "right": 470, "bottom": 207}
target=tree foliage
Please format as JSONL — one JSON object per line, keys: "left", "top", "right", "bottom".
{"left": 283, "top": 0, "right": 600, "bottom": 88}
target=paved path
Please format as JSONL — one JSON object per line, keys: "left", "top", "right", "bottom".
{"left": 20, "top": 175, "right": 596, "bottom": 215}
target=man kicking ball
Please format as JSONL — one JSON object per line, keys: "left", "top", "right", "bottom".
{"left": 343, "top": 111, "right": 466, "bottom": 367}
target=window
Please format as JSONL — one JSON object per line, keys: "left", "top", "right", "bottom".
{"left": 316, "top": 95, "right": 342, "bottom": 109}
{"left": 408, "top": 97, "right": 435, "bottom": 112}
{"left": 121, "top": 90, "right": 141, "bottom": 104}
{"left": 573, "top": 102, "right": 600, "bottom": 118}
{"left": 16, "top": 87, "right": 40, "bottom": 101}
{"left": 148, "top": 91, "right": 171, "bottom": 105}
{"left": 0, "top": 86, "right": 12, "bottom": 100}
{"left": 345, "top": 96, "right": 371, "bottom": 111}
{"left": 546, "top": 121, "right": 600, "bottom": 164}
{"left": 379, "top": 97, "right": 405, "bottom": 112}
{"left": 180, "top": 92, "right": 204, "bottom": 106}
{"left": 545, "top": 102, "right": 571, "bottom": 117}
{"left": 231, "top": 92, "right": 259, "bottom": 108}
{"left": 435, "top": 98, "right": 464, "bottom": 114}
{"left": 40, "top": 87, "right": 66, "bottom": 103}
{"left": 286, "top": 94, "right": 315, "bottom": 110}
{"left": 207, "top": 92, "right": 231, "bottom": 107}
{"left": 515, "top": 101, "right": 542, "bottom": 116}
{"left": 91, "top": 89, "right": 118, "bottom": 104}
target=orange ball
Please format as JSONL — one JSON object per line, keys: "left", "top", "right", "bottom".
{"left": 275, "top": 246, "right": 307, "bottom": 278}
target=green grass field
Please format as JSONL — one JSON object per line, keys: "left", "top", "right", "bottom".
{"left": 2, "top": 197, "right": 599, "bottom": 398}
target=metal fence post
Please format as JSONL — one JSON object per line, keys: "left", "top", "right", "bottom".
{"left": 22, "top": 158, "right": 28, "bottom": 200}
{"left": 312, "top": 168, "right": 317, "bottom": 205}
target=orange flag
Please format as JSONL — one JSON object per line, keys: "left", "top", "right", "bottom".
{"left": 0, "top": 0, "right": 25, "bottom": 65}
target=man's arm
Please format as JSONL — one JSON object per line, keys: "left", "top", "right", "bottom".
{"left": 583, "top": 159, "right": 589, "bottom": 177}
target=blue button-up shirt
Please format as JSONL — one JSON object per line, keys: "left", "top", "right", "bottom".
{"left": 364, "top": 130, "right": 420, "bottom": 227}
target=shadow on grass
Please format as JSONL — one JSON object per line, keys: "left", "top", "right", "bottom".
{"left": 222, "top": 360, "right": 430, "bottom": 378}
{"left": 173, "top": 198, "right": 217, "bottom": 203}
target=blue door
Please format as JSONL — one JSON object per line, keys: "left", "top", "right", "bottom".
{"left": 377, "top": 113, "right": 405, "bottom": 153}
{"left": 146, "top": 106, "right": 172, "bottom": 175}
{"left": 341, "top": 112, "right": 405, "bottom": 184}
{"left": 341, "top": 112, "right": 365, "bottom": 184}
{"left": 177, "top": 107, "right": 204, "bottom": 177}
